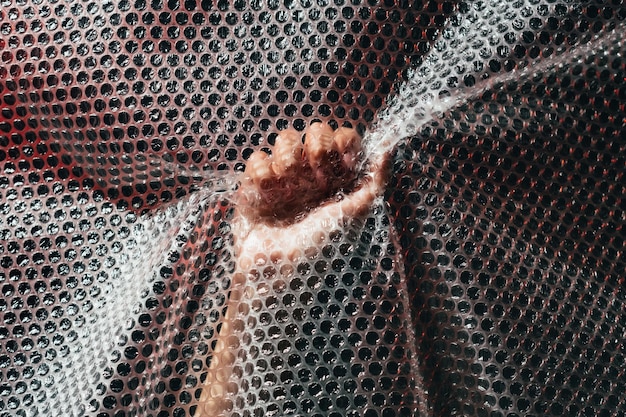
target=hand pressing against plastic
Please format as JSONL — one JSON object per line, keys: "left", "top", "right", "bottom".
{"left": 196, "top": 123, "right": 388, "bottom": 416}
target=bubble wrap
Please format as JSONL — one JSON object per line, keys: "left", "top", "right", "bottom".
{"left": 0, "top": 1, "right": 625, "bottom": 417}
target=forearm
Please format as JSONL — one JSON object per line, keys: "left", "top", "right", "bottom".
{"left": 195, "top": 270, "right": 246, "bottom": 417}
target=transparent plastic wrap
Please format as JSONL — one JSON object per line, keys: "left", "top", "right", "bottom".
{"left": 0, "top": 1, "right": 625, "bottom": 417}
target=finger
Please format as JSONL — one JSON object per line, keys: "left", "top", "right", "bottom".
{"left": 333, "top": 127, "right": 361, "bottom": 155}
{"left": 333, "top": 126, "right": 362, "bottom": 169}
{"left": 338, "top": 173, "right": 381, "bottom": 217}
{"left": 317, "top": 157, "right": 389, "bottom": 219}
{"left": 270, "top": 129, "right": 303, "bottom": 176}
{"left": 244, "top": 150, "right": 272, "bottom": 188}
{"left": 342, "top": 157, "right": 389, "bottom": 216}
{"left": 304, "top": 122, "right": 335, "bottom": 167}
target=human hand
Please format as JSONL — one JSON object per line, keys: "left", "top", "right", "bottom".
{"left": 196, "top": 122, "right": 388, "bottom": 416}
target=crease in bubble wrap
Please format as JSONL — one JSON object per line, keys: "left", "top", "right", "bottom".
{"left": 15, "top": 190, "right": 215, "bottom": 416}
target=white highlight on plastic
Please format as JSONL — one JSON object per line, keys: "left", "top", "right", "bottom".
{"left": 360, "top": 2, "right": 626, "bottom": 170}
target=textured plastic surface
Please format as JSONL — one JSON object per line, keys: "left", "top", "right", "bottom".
{"left": 0, "top": 0, "right": 625, "bottom": 417}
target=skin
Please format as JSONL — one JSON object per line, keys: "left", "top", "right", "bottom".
{"left": 195, "top": 122, "right": 388, "bottom": 416}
